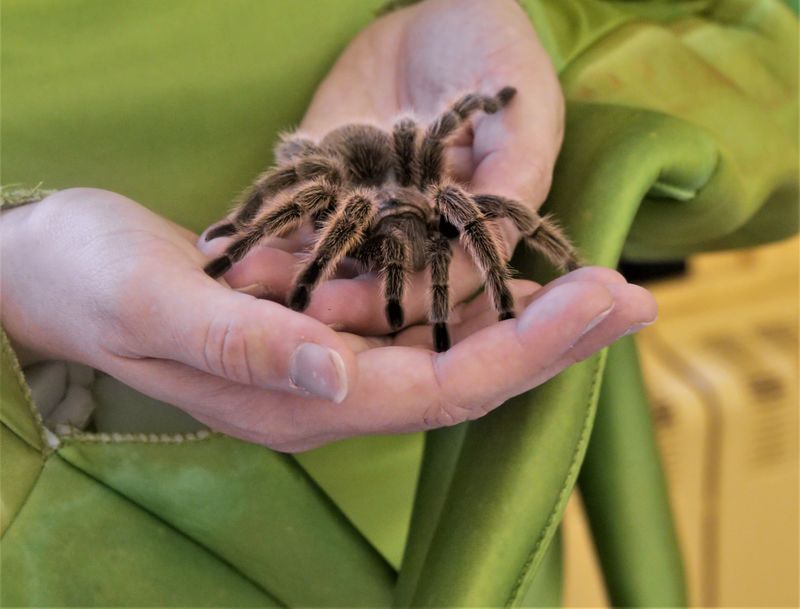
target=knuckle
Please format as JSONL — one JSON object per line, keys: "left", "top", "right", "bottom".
{"left": 233, "top": 402, "right": 325, "bottom": 453}
{"left": 421, "top": 353, "right": 481, "bottom": 429}
{"left": 202, "top": 312, "right": 255, "bottom": 385}
{"left": 94, "top": 269, "right": 160, "bottom": 356}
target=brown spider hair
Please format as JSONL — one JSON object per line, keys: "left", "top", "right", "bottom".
{"left": 204, "top": 86, "right": 579, "bottom": 351}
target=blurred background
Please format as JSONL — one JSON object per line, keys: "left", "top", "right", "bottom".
{"left": 565, "top": 237, "right": 799, "bottom": 607}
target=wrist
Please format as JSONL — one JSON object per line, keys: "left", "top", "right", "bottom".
{"left": 1, "top": 201, "right": 50, "bottom": 360}
{"left": 0, "top": 189, "right": 104, "bottom": 365}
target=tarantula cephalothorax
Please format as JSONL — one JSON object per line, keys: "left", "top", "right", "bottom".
{"left": 203, "top": 86, "right": 580, "bottom": 352}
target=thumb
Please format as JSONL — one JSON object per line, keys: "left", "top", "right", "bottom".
{"left": 143, "top": 272, "right": 357, "bottom": 403}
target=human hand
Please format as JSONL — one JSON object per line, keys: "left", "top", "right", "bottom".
{"left": 201, "top": 0, "right": 568, "bottom": 336}
{"left": 1, "top": 189, "right": 655, "bottom": 451}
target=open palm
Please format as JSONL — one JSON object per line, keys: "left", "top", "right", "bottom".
{"left": 203, "top": 0, "right": 566, "bottom": 335}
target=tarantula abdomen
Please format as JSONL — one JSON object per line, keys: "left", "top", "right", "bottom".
{"left": 203, "top": 86, "right": 580, "bottom": 352}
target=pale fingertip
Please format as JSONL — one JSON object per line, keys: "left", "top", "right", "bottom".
{"left": 516, "top": 281, "right": 615, "bottom": 339}
{"left": 623, "top": 320, "right": 656, "bottom": 336}
{"left": 605, "top": 282, "right": 658, "bottom": 325}
{"left": 235, "top": 283, "right": 270, "bottom": 298}
{"left": 196, "top": 233, "right": 232, "bottom": 257}
{"left": 562, "top": 266, "right": 627, "bottom": 285}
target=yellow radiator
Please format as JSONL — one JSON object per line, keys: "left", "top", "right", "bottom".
{"left": 563, "top": 237, "right": 799, "bottom": 608}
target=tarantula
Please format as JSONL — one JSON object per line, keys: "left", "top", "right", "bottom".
{"left": 203, "top": 86, "right": 579, "bottom": 351}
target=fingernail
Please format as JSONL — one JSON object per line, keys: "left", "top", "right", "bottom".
{"left": 235, "top": 283, "right": 268, "bottom": 298}
{"left": 289, "top": 343, "right": 348, "bottom": 403}
{"left": 579, "top": 304, "right": 615, "bottom": 339}
{"left": 623, "top": 320, "right": 656, "bottom": 336}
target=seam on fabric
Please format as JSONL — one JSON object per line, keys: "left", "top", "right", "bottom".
{"left": 0, "top": 425, "right": 46, "bottom": 543}
{"left": 59, "top": 429, "right": 396, "bottom": 584}
{"left": 0, "top": 329, "right": 50, "bottom": 456}
{"left": 58, "top": 428, "right": 218, "bottom": 445}
{"left": 505, "top": 352, "right": 607, "bottom": 607}
{"left": 53, "top": 451, "right": 287, "bottom": 607}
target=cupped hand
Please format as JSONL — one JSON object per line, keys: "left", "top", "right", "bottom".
{"left": 1, "top": 189, "right": 655, "bottom": 452}
{"left": 200, "top": 0, "right": 566, "bottom": 335}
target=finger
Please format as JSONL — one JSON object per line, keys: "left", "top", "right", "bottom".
{"left": 136, "top": 269, "right": 358, "bottom": 403}
{"left": 197, "top": 235, "right": 486, "bottom": 335}
{"left": 198, "top": 224, "right": 360, "bottom": 299}
{"left": 326, "top": 280, "right": 618, "bottom": 436}
{"left": 100, "top": 352, "right": 346, "bottom": 452}
{"left": 393, "top": 266, "right": 626, "bottom": 348}
{"left": 210, "top": 245, "right": 301, "bottom": 300}
{"left": 471, "top": 52, "right": 564, "bottom": 208}
{"left": 106, "top": 280, "right": 617, "bottom": 451}
{"left": 301, "top": 243, "right": 485, "bottom": 334}
{"left": 392, "top": 279, "right": 540, "bottom": 348}
{"left": 107, "top": 279, "right": 644, "bottom": 452}
{"left": 552, "top": 282, "right": 657, "bottom": 366}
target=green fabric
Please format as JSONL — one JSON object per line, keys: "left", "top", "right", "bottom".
{"left": 0, "top": 0, "right": 385, "bottom": 232}
{"left": 522, "top": 0, "right": 799, "bottom": 260}
{"left": 2, "top": 329, "right": 395, "bottom": 607}
{"left": 0, "top": 332, "right": 48, "bottom": 454}
{"left": 0, "top": 184, "right": 56, "bottom": 210}
{"left": 1, "top": 0, "right": 797, "bottom": 606}
{"left": 57, "top": 435, "right": 395, "bottom": 606}
{"left": 401, "top": 351, "right": 607, "bottom": 606}
{"left": 521, "top": 528, "right": 564, "bottom": 608}
{"left": 2, "top": 454, "right": 277, "bottom": 607}
{"left": 0, "top": 425, "right": 44, "bottom": 535}
{"left": 579, "top": 336, "right": 687, "bottom": 606}
{"left": 394, "top": 425, "right": 467, "bottom": 604}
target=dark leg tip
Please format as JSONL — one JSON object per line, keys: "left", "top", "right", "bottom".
{"left": 566, "top": 259, "right": 581, "bottom": 273}
{"left": 386, "top": 300, "right": 404, "bottom": 330}
{"left": 433, "top": 322, "right": 451, "bottom": 353}
{"left": 499, "top": 310, "right": 516, "bottom": 322}
{"left": 497, "top": 86, "right": 517, "bottom": 106}
{"left": 204, "top": 256, "right": 232, "bottom": 278}
{"left": 455, "top": 95, "right": 481, "bottom": 119}
{"left": 288, "top": 285, "right": 311, "bottom": 312}
{"left": 483, "top": 99, "right": 500, "bottom": 114}
{"left": 205, "top": 222, "right": 237, "bottom": 241}
{"left": 439, "top": 218, "right": 460, "bottom": 239}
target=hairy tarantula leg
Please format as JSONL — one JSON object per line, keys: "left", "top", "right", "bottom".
{"left": 206, "top": 165, "right": 299, "bottom": 241}
{"left": 427, "top": 230, "right": 454, "bottom": 352}
{"left": 473, "top": 194, "right": 581, "bottom": 272}
{"left": 274, "top": 133, "right": 321, "bottom": 165}
{"left": 453, "top": 86, "right": 517, "bottom": 117}
{"left": 205, "top": 222, "right": 240, "bottom": 241}
{"left": 371, "top": 232, "right": 410, "bottom": 330}
{"left": 418, "top": 86, "right": 517, "bottom": 188}
{"left": 205, "top": 152, "right": 344, "bottom": 242}
{"left": 288, "top": 190, "right": 378, "bottom": 312}
{"left": 434, "top": 183, "right": 515, "bottom": 321}
{"left": 392, "top": 118, "right": 418, "bottom": 188}
{"left": 362, "top": 231, "right": 410, "bottom": 330}
{"left": 203, "top": 180, "right": 339, "bottom": 279}
{"left": 204, "top": 165, "right": 300, "bottom": 242}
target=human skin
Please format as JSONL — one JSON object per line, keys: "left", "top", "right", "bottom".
{"left": 0, "top": 0, "right": 658, "bottom": 452}
{"left": 0, "top": 190, "right": 655, "bottom": 452}
{"left": 202, "top": 0, "right": 568, "bottom": 332}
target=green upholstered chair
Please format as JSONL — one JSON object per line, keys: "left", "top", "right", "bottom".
{"left": 1, "top": 0, "right": 797, "bottom": 605}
